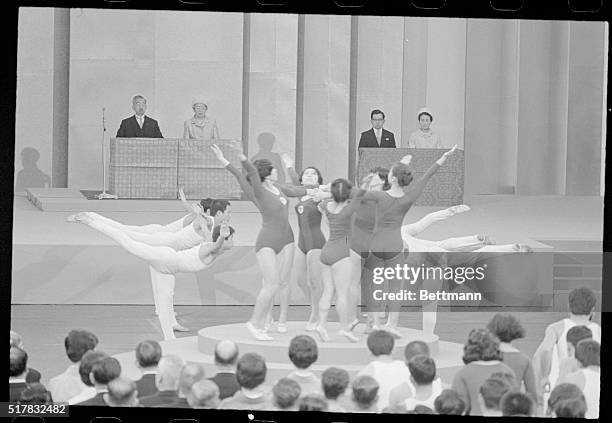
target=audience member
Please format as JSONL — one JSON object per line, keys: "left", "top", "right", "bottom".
{"left": 321, "top": 367, "right": 350, "bottom": 412}
{"left": 71, "top": 350, "right": 107, "bottom": 404}
{"left": 76, "top": 356, "right": 122, "bottom": 405}
{"left": 559, "top": 339, "right": 600, "bottom": 418}
{"left": 450, "top": 328, "right": 514, "bottom": 415}
{"left": 270, "top": 378, "right": 301, "bottom": 411}
{"left": 177, "top": 363, "right": 206, "bottom": 406}
{"left": 48, "top": 329, "right": 99, "bottom": 403}
{"left": 547, "top": 382, "right": 585, "bottom": 417}
{"left": 500, "top": 391, "right": 534, "bottom": 417}
{"left": 9, "top": 347, "right": 30, "bottom": 402}
{"left": 140, "top": 355, "right": 187, "bottom": 408}
{"left": 135, "top": 340, "right": 162, "bottom": 398}
{"left": 350, "top": 375, "right": 379, "bottom": 413}
{"left": 478, "top": 375, "right": 514, "bottom": 417}
{"left": 287, "top": 335, "right": 321, "bottom": 395}
{"left": 209, "top": 340, "right": 240, "bottom": 399}
{"left": 407, "top": 404, "right": 436, "bottom": 414}
{"left": 104, "top": 377, "right": 140, "bottom": 407}
{"left": 403, "top": 355, "right": 438, "bottom": 410}
{"left": 219, "top": 353, "right": 270, "bottom": 410}
{"left": 19, "top": 383, "right": 53, "bottom": 404}
{"left": 558, "top": 325, "right": 593, "bottom": 382}
{"left": 434, "top": 389, "right": 465, "bottom": 415}
{"left": 299, "top": 394, "right": 329, "bottom": 412}
{"left": 187, "top": 380, "right": 221, "bottom": 409}
{"left": 358, "top": 330, "right": 411, "bottom": 409}
{"left": 388, "top": 340, "right": 442, "bottom": 407}
{"left": 553, "top": 397, "right": 587, "bottom": 418}
{"left": 10, "top": 330, "right": 41, "bottom": 383}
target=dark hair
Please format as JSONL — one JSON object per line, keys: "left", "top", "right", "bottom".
{"left": 370, "top": 167, "right": 391, "bottom": 191}
{"left": 566, "top": 325, "right": 593, "bottom": 349}
{"left": 200, "top": 198, "right": 213, "bottom": 213}
{"left": 407, "top": 405, "right": 435, "bottom": 414}
{"left": 19, "top": 383, "right": 53, "bottom": 404}
{"left": 288, "top": 335, "right": 318, "bottom": 369}
{"left": 462, "top": 329, "right": 502, "bottom": 364}
{"left": 418, "top": 112, "right": 433, "bottom": 122}
{"left": 299, "top": 167, "right": 323, "bottom": 185}
{"left": 299, "top": 394, "right": 328, "bottom": 411}
{"left": 480, "top": 376, "right": 513, "bottom": 410}
{"left": 391, "top": 163, "right": 413, "bottom": 187}
{"left": 9, "top": 347, "right": 27, "bottom": 377}
{"left": 210, "top": 199, "right": 230, "bottom": 217}
{"left": 79, "top": 351, "right": 109, "bottom": 386}
{"left": 486, "top": 313, "right": 525, "bottom": 343}
{"left": 351, "top": 375, "right": 379, "bottom": 408}
{"left": 366, "top": 330, "right": 394, "bottom": 356}
{"left": 273, "top": 378, "right": 301, "bottom": 409}
{"left": 554, "top": 397, "right": 587, "bottom": 418}
{"left": 135, "top": 340, "right": 162, "bottom": 368}
{"left": 330, "top": 178, "right": 352, "bottom": 203}
{"left": 575, "top": 339, "right": 600, "bottom": 367}
{"left": 434, "top": 389, "right": 465, "bottom": 415}
{"left": 548, "top": 383, "right": 585, "bottom": 412}
{"left": 236, "top": 353, "right": 266, "bottom": 390}
{"left": 370, "top": 109, "right": 385, "bottom": 120}
{"left": 408, "top": 355, "right": 436, "bottom": 385}
{"left": 568, "top": 288, "right": 597, "bottom": 315}
{"left": 212, "top": 225, "right": 235, "bottom": 242}
{"left": 64, "top": 329, "right": 99, "bottom": 363}
{"left": 91, "top": 357, "right": 121, "bottom": 385}
{"left": 253, "top": 159, "right": 274, "bottom": 182}
{"left": 321, "top": 367, "right": 350, "bottom": 400}
{"left": 404, "top": 340, "right": 430, "bottom": 362}
{"left": 500, "top": 392, "right": 534, "bottom": 416}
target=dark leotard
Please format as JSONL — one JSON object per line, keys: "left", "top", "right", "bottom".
{"left": 320, "top": 198, "right": 362, "bottom": 266}
{"left": 226, "top": 160, "right": 307, "bottom": 254}
{"left": 295, "top": 199, "right": 326, "bottom": 254}
{"left": 350, "top": 201, "right": 376, "bottom": 258}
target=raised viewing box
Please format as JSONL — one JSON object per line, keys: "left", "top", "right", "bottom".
{"left": 357, "top": 147, "right": 464, "bottom": 206}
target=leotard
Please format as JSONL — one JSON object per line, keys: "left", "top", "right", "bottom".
{"left": 295, "top": 198, "right": 326, "bottom": 254}
{"left": 350, "top": 201, "right": 376, "bottom": 258}
{"left": 320, "top": 198, "right": 362, "bottom": 266}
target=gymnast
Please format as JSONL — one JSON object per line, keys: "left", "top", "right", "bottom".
{"left": 212, "top": 143, "right": 321, "bottom": 341}
{"left": 316, "top": 178, "right": 366, "bottom": 342}
{"left": 282, "top": 154, "right": 328, "bottom": 331}
{"left": 67, "top": 212, "right": 235, "bottom": 340}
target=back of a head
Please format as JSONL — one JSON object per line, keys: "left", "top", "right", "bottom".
{"left": 568, "top": 287, "right": 597, "bottom": 315}
{"left": 200, "top": 198, "right": 214, "bottom": 214}
{"left": 253, "top": 159, "right": 274, "bottom": 182}
{"left": 236, "top": 353, "right": 266, "bottom": 390}
{"left": 367, "top": 330, "right": 394, "bottom": 357}
{"left": 19, "top": 383, "right": 53, "bottom": 404}
{"left": 408, "top": 355, "right": 436, "bottom": 386}
{"left": 480, "top": 376, "right": 514, "bottom": 410}
{"left": 178, "top": 363, "right": 206, "bottom": 397}
{"left": 574, "top": 339, "right": 600, "bottom": 367}
{"left": 566, "top": 325, "right": 593, "bottom": 349}
{"left": 321, "top": 367, "right": 350, "bottom": 400}
{"left": 369, "top": 167, "right": 391, "bottom": 190}
{"left": 10, "top": 330, "right": 23, "bottom": 348}
{"left": 408, "top": 405, "right": 435, "bottom": 414}
{"left": 65, "top": 329, "right": 99, "bottom": 363}
{"left": 548, "top": 383, "right": 585, "bottom": 413}
{"left": 352, "top": 375, "right": 379, "bottom": 409}
{"left": 92, "top": 357, "right": 122, "bottom": 385}
{"left": 330, "top": 178, "right": 352, "bottom": 203}
{"left": 298, "top": 394, "right": 328, "bottom": 412}
{"left": 489, "top": 372, "right": 519, "bottom": 391}
{"left": 187, "top": 380, "right": 220, "bottom": 409}
{"left": 404, "top": 340, "right": 430, "bottom": 362}
{"left": 500, "top": 392, "right": 534, "bottom": 417}
{"left": 273, "top": 378, "right": 301, "bottom": 409}
{"left": 210, "top": 199, "right": 231, "bottom": 217}
{"left": 462, "top": 328, "right": 502, "bottom": 364}
{"left": 486, "top": 313, "right": 525, "bottom": 343}
{"left": 79, "top": 350, "right": 109, "bottom": 386}
{"left": 288, "top": 335, "right": 318, "bottom": 370}
{"left": 391, "top": 163, "right": 413, "bottom": 187}
{"left": 157, "top": 355, "right": 186, "bottom": 391}
{"left": 434, "top": 389, "right": 465, "bottom": 415}
{"left": 135, "top": 340, "right": 162, "bottom": 368}
{"left": 9, "top": 347, "right": 27, "bottom": 377}
{"left": 107, "top": 377, "right": 137, "bottom": 406}
{"left": 553, "top": 397, "right": 587, "bottom": 418}
{"left": 214, "top": 340, "right": 239, "bottom": 367}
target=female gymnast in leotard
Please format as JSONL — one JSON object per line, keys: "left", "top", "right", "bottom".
{"left": 282, "top": 155, "right": 327, "bottom": 331}
{"left": 360, "top": 146, "right": 459, "bottom": 337}
{"left": 212, "top": 144, "right": 320, "bottom": 341}
{"left": 316, "top": 178, "right": 366, "bottom": 343}
{"left": 67, "top": 212, "right": 234, "bottom": 340}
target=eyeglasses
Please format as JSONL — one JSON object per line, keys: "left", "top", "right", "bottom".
{"left": 371, "top": 118, "right": 385, "bottom": 121}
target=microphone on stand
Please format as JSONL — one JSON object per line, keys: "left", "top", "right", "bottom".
{"left": 98, "top": 107, "right": 118, "bottom": 200}
{"left": 102, "top": 107, "right": 107, "bottom": 132}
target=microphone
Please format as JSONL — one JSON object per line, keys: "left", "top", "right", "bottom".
{"left": 102, "top": 107, "right": 107, "bottom": 132}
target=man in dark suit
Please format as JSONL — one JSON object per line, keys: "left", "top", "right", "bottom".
{"left": 208, "top": 340, "right": 240, "bottom": 400}
{"left": 116, "top": 95, "right": 163, "bottom": 138}
{"left": 9, "top": 347, "right": 29, "bottom": 402}
{"left": 75, "top": 356, "right": 121, "bottom": 406}
{"left": 10, "top": 330, "right": 42, "bottom": 384}
{"left": 134, "top": 340, "right": 162, "bottom": 398}
{"left": 358, "top": 109, "right": 396, "bottom": 148}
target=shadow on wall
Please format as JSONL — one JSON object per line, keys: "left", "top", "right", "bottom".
{"left": 250, "top": 132, "right": 286, "bottom": 184}
{"left": 15, "top": 147, "right": 51, "bottom": 191}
